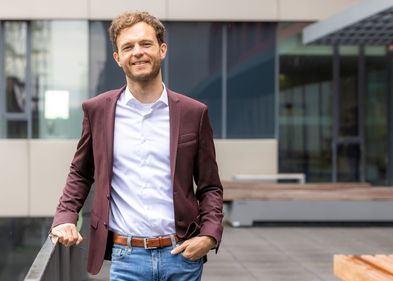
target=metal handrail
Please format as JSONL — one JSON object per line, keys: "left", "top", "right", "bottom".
{"left": 24, "top": 236, "right": 87, "bottom": 281}
{"left": 24, "top": 237, "right": 57, "bottom": 281}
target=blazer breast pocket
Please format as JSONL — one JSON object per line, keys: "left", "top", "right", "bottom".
{"left": 178, "top": 133, "right": 197, "bottom": 145}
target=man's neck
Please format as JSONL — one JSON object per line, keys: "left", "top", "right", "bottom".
{"left": 126, "top": 77, "right": 164, "bottom": 104}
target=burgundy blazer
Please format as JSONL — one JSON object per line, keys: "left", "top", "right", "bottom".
{"left": 52, "top": 86, "right": 223, "bottom": 274}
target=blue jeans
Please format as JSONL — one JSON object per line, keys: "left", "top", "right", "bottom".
{"left": 110, "top": 237, "right": 203, "bottom": 281}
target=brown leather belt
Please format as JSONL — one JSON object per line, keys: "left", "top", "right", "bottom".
{"left": 113, "top": 233, "right": 179, "bottom": 249}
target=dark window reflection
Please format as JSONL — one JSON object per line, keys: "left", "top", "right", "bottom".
{"left": 89, "top": 21, "right": 125, "bottom": 96}
{"left": 339, "top": 54, "right": 358, "bottom": 137}
{"left": 0, "top": 218, "right": 52, "bottom": 281}
{"left": 365, "top": 50, "right": 387, "bottom": 185}
{"left": 227, "top": 22, "right": 276, "bottom": 138}
{"left": 4, "top": 22, "right": 27, "bottom": 113}
{"left": 7, "top": 121, "right": 27, "bottom": 138}
{"left": 166, "top": 22, "right": 223, "bottom": 138}
{"left": 337, "top": 143, "right": 360, "bottom": 182}
{"left": 278, "top": 23, "right": 333, "bottom": 182}
{"left": 280, "top": 56, "right": 333, "bottom": 182}
{"left": 89, "top": 21, "right": 275, "bottom": 139}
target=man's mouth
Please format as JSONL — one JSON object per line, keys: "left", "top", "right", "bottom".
{"left": 132, "top": 61, "right": 149, "bottom": 65}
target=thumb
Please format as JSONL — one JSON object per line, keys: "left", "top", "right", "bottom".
{"left": 171, "top": 241, "right": 188, "bottom": 255}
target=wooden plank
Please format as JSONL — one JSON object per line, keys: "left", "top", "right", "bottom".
{"left": 361, "top": 255, "right": 393, "bottom": 275}
{"left": 334, "top": 255, "right": 393, "bottom": 281}
{"left": 222, "top": 181, "right": 393, "bottom": 201}
{"left": 222, "top": 181, "right": 371, "bottom": 190}
{"left": 223, "top": 188, "right": 393, "bottom": 201}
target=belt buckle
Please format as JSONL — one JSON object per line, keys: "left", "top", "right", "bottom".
{"left": 144, "top": 238, "right": 158, "bottom": 249}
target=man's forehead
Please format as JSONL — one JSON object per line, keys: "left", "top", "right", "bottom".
{"left": 119, "top": 22, "right": 156, "bottom": 39}
{"left": 116, "top": 22, "right": 160, "bottom": 50}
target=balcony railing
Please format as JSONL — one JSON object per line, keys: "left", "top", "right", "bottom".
{"left": 24, "top": 236, "right": 87, "bottom": 281}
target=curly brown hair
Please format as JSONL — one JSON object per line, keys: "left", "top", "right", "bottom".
{"left": 109, "top": 11, "right": 166, "bottom": 52}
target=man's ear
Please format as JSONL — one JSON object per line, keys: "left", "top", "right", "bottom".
{"left": 113, "top": 52, "right": 121, "bottom": 67}
{"left": 160, "top": 43, "right": 168, "bottom": 60}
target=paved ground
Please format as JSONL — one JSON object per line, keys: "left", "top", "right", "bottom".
{"left": 90, "top": 223, "right": 393, "bottom": 281}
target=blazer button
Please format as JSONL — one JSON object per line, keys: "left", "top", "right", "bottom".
{"left": 104, "top": 222, "right": 108, "bottom": 228}
{"left": 106, "top": 194, "right": 110, "bottom": 200}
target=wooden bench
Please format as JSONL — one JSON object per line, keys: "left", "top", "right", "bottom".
{"left": 334, "top": 254, "right": 393, "bottom": 281}
{"left": 222, "top": 181, "right": 393, "bottom": 226}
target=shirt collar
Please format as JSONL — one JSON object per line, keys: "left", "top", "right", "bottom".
{"left": 124, "top": 84, "right": 168, "bottom": 108}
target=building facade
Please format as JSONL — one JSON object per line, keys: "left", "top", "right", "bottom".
{"left": 5, "top": 0, "right": 393, "bottom": 279}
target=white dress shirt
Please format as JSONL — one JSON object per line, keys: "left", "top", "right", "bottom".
{"left": 109, "top": 85, "right": 176, "bottom": 237}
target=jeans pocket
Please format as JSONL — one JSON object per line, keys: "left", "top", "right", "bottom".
{"left": 180, "top": 253, "right": 202, "bottom": 264}
{"left": 111, "top": 246, "right": 127, "bottom": 260}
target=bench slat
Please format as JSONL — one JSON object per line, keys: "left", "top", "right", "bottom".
{"left": 223, "top": 181, "right": 393, "bottom": 201}
{"left": 334, "top": 255, "right": 393, "bottom": 281}
{"left": 224, "top": 189, "right": 393, "bottom": 201}
{"left": 375, "top": 255, "right": 393, "bottom": 265}
{"left": 223, "top": 181, "right": 371, "bottom": 190}
{"left": 361, "top": 255, "right": 393, "bottom": 275}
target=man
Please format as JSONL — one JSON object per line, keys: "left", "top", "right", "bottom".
{"left": 50, "top": 11, "right": 223, "bottom": 281}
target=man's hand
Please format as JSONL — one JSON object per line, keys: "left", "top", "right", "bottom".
{"left": 170, "top": 236, "right": 215, "bottom": 261}
{"left": 50, "top": 223, "right": 83, "bottom": 247}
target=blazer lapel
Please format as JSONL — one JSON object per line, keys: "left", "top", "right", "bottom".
{"left": 105, "top": 86, "right": 126, "bottom": 181}
{"left": 168, "top": 90, "right": 181, "bottom": 184}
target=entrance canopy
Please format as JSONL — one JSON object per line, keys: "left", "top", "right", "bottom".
{"left": 303, "top": 0, "right": 393, "bottom": 45}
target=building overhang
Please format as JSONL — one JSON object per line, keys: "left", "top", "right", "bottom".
{"left": 303, "top": 0, "right": 393, "bottom": 45}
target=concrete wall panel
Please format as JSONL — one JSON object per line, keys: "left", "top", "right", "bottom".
{"left": 0, "top": 0, "right": 88, "bottom": 19}
{"left": 29, "top": 140, "right": 77, "bottom": 216}
{"left": 215, "top": 139, "right": 277, "bottom": 181}
{"left": 0, "top": 0, "right": 361, "bottom": 21}
{"left": 89, "top": 0, "right": 167, "bottom": 20}
{"left": 168, "top": 0, "right": 278, "bottom": 21}
{"left": 0, "top": 140, "right": 29, "bottom": 216}
{"left": 0, "top": 139, "right": 277, "bottom": 216}
{"left": 279, "top": 0, "right": 360, "bottom": 21}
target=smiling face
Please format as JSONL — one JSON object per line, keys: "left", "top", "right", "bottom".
{"left": 113, "top": 22, "right": 167, "bottom": 83}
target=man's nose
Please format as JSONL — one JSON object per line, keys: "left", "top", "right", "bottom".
{"left": 133, "top": 44, "right": 143, "bottom": 56}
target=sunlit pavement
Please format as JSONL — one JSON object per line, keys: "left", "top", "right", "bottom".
{"left": 90, "top": 223, "right": 393, "bottom": 281}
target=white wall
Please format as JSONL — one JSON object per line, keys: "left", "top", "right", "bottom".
{"left": 0, "top": 0, "right": 360, "bottom": 21}
{"left": 0, "top": 140, "right": 29, "bottom": 216}
{"left": 0, "top": 139, "right": 277, "bottom": 216}
{"left": 1, "top": 140, "right": 76, "bottom": 217}
{"left": 215, "top": 139, "right": 277, "bottom": 181}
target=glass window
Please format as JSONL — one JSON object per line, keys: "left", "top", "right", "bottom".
{"left": 3, "top": 22, "right": 28, "bottom": 139}
{"left": 89, "top": 21, "right": 125, "bottom": 96}
{"left": 339, "top": 46, "right": 359, "bottom": 137}
{"left": 5, "top": 22, "right": 27, "bottom": 114}
{"left": 0, "top": 119, "right": 4, "bottom": 138}
{"left": 337, "top": 143, "right": 360, "bottom": 182}
{"left": 365, "top": 47, "right": 387, "bottom": 185}
{"left": 6, "top": 120, "right": 28, "bottom": 138}
{"left": 166, "top": 22, "right": 223, "bottom": 138}
{"left": 278, "top": 23, "right": 333, "bottom": 182}
{"left": 227, "top": 22, "right": 276, "bottom": 138}
{"left": 31, "top": 21, "right": 89, "bottom": 139}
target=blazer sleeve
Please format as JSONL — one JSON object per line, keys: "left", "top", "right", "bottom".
{"left": 194, "top": 106, "right": 224, "bottom": 250}
{"left": 52, "top": 103, "right": 95, "bottom": 228}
